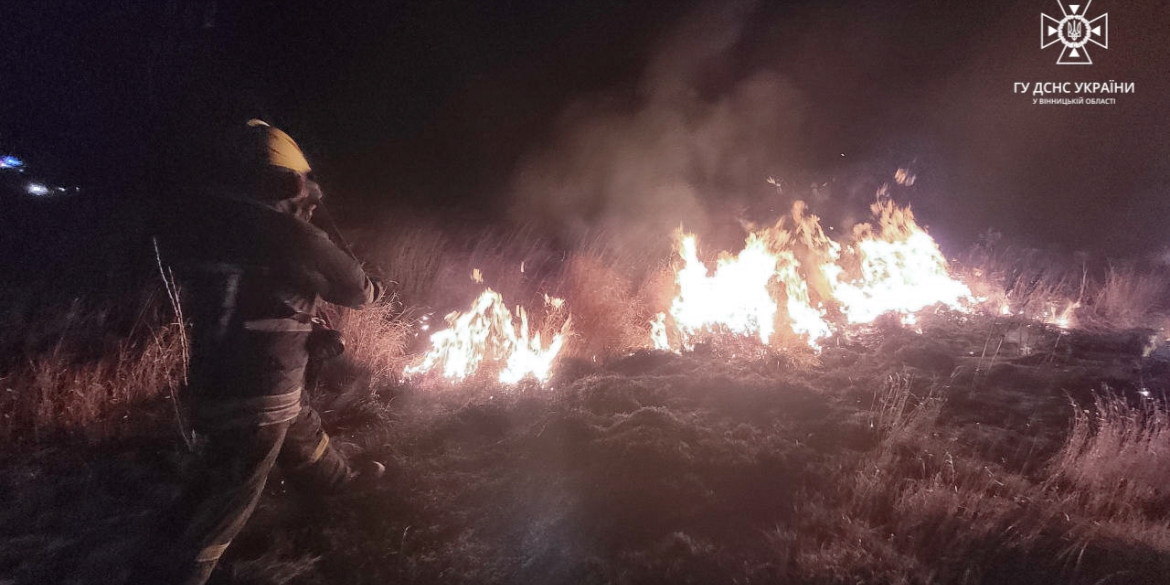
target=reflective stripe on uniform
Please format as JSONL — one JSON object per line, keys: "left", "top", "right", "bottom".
{"left": 194, "top": 387, "right": 303, "bottom": 429}
{"left": 307, "top": 433, "right": 331, "bottom": 465}
{"left": 196, "top": 543, "right": 230, "bottom": 563}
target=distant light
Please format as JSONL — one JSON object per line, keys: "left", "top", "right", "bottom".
{"left": 26, "top": 183, "right": 50, "bottom": 196}
{"left": 0, "top": 155, "right": 23, "bottom": 169}
{"left": 1139, "top": 389, "right": 1151, "bottom": 398}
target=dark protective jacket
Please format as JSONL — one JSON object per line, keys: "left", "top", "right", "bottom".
{"left": 164, "top": 193, "right": 382, "bottom": 429}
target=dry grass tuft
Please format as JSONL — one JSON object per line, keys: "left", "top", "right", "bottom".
{"left": 324, "top": 298, "right": 415, "bottom": 390}
{"left": 972, "top": 246, "right": 1084, "bottom": 317}
{"left": 0, "top": 321, "right": 183, "bottom": 444}
{"left": 1085, "top": 266, "right": 1169, "bottom": 330}
{"left": 786, "top": 374, "right": 1170, "bottom": 584}
{"left": 637, "top": 264, "right": 679, "bottom": 317}
{"left": 555, "top": 251, "right": 651, "bottom": 359}
{"left": 1049, "top": 392, "right": 1170, "bottom": 520}
{"left": 360, "top": 219, "right": 451, "bottom": 308}
{"left": 963, "top": 235, "right": 1170, "bottom": 334}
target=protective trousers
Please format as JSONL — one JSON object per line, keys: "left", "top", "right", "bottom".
{"left": 140, "top": 401, "right": 350, "bottom": 585}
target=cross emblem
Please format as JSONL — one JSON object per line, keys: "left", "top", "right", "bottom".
{"left": 1041, "top": 0, "right": 1108, "bottom": 65}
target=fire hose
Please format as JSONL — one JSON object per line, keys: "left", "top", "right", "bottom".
{"left": 311, "top": 193, "right": 361, "bottom": 262}
{"left": 305, "top": 199, "right": 357, "bottom": 361}
{"left": 305, "top": 197, "right": 403, "bottom": 363}
{"left": 311, "top": 195, "right": 397, "bottom": 304}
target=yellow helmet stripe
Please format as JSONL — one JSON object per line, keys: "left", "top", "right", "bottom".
{"left": 246, "top": 119, "right": 311, "bottom": 174}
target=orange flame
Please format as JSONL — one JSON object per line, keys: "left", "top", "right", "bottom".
{"left": 826, "top": 196, "right": 973, "bottom": 324}
{"left": 654, "top": 195, "right": 974, "bottom": 350}
{"left": 1042, "top": 300, "right": 1080, "bottom": 329}
{"left": 666, "top": 233, "right": 780, "bottom": 348}
{"left": 406, "top": 288, "right": 570, "bottom": 384}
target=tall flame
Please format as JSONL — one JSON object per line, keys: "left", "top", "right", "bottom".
{"left": 668, "top": 233, "right": 779, "bottom": 347}
{"left": 826, "top": 197, "right": 973, "bottom": 324}
{"left": 654, "top": 195, "right": 974, "bottom": 350}
{"left": 406, "top": 288, "right": 570, "bottom": 384}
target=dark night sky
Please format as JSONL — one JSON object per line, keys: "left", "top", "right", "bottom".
{"left": 2, "top": 0, "right": 1168, "bottom": 257}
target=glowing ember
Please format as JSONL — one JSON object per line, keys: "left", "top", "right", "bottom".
{"left": 405, "top": 288, "right": 570, "bottom": 384}
{"left": 653, "top": 195, "right": 974, "bottom": 351}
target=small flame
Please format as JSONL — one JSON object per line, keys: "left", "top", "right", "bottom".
{"left": 405, "top": 289, "right": 570, "bottom": 384}
{"left": 543, "top": 294, "right": 565, "bottom": 310}
{"left": 1043, "top": 300, "right": 1080, "bottom": 329}
{"left": 650, "top": 312, "right": 671, "bottom": 350}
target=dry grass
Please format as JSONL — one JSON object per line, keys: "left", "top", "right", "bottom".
{"left": 5, "top": 224, "right": 1170, "bottom": 583}
{"left": 1085, "top": 266, "right": 1170, "bottom": 330}
{"left": 786, "top": 375, "right": 1170, "bottom": 584}
{"left": 1050, "top": 392, "right": 1170, "bottom": 520}
{"left": 5, "top": 303, "right": 1170, "bottom": 583}
{"left": 554, "top": 251, "right": 652, "bottom": 360}
{"left": 961, "top": 237, "right": 1086, "bottom": 318}
{"left": 323, "top": 299, "right": 414, "bottom": 389}
{"left": 358, "top": 218, "right": 451, "bottom": 309}
{"left": 963, "top": 236, "right": 1170, "bottom": 334}
{"left": 0, "top": 293, "right": 184, "bottom": 445}
{"left": 9, "top": 327, "right": 181, "bottom": 443}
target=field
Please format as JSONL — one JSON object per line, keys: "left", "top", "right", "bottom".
{"left": 2, "top": 213, "right": 1170, "bottom": 585}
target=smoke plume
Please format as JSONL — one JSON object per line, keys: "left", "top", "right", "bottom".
{"left": 509, "top": 0, "right": 805, "bottom": 254}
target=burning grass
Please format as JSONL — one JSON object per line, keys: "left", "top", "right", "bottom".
{"left": 2, "top": 214, "right": 1170, "bottom": 584}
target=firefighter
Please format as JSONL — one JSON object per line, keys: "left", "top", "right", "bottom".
{"left": 141, "top": 119, "right": 385, "bottom": 585}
